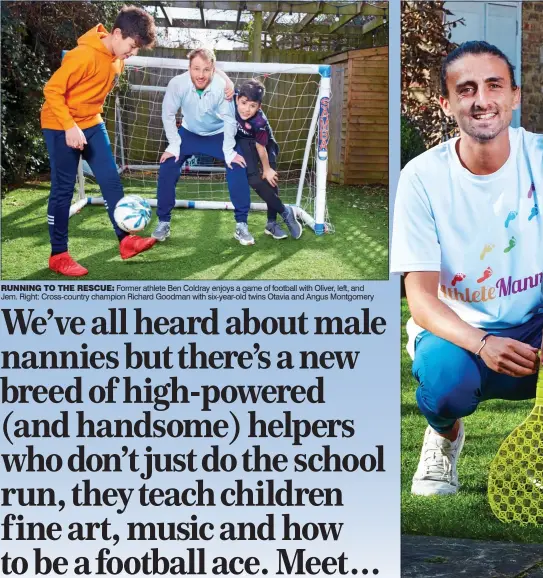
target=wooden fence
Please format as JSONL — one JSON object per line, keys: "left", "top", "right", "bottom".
{"left": 325, "top": 47, "right": 388, "bottom": 185}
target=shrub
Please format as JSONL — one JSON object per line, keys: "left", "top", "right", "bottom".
{"left": 401, "top": 116, "right": 426, "bottom": 168}
{"left": 1, "top": 1, "right": 126, "bottom": 194}
{"left": 401, "top": 1, "right": 461, "bottom": 148}
{"left": 1, "top": 5, "right": 50, "bottom": 193}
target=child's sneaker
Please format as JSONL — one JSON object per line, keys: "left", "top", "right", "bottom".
{"left": 281, "top": 206, "right": 303, "bottom": 239}
{"left": 119, "top": 235, "right": 156, "bottom": 260}
{"left": 234, "top": 222, "right": 255, "bottom": 246}
{"left": 264, "top": 221, "right": 288, "bottom": 240}
{"left": 49, "top": 252, "right": 88, "bottom": 277}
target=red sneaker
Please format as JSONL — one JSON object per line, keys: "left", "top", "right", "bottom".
{"left": 49, "top": 252, "right": 88, "bottom": 277}
{"left": 119, "top": 235, "right": 157, "bottom": 260}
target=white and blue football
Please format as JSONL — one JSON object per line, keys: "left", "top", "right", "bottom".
{"left": 114, "top": 195, "right": 152, "bottom": 233}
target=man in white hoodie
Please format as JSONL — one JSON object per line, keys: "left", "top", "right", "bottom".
{"left": 391, "top": 41, "right": 543, "bottom": 496}
{"left": 152, "top": 48, "right": 254, "bottom": 246}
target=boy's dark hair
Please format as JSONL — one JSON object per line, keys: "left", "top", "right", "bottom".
{"left": 238, "top": 79, "right": 265, "bottom": 104}
{"left": 441, "top": 40, "right": 517, "bottom": 97}
{"left": 113, "top": 5, "right": 156, "bottom": 48}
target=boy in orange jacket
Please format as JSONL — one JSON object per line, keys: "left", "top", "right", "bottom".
{"left": 41, "top": 6, "right": 156, "bottom": 277}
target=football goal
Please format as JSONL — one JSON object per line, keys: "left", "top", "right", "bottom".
{"left": 73, "top": 57, "right": 333, "bottom": 234}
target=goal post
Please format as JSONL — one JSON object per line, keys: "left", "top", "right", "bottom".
{"left": 73, "top": 56, "right": 333, "bottom": 235}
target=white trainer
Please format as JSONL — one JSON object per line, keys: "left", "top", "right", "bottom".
{"left": 411, "top": 420, "right": 465, "bottom": 496}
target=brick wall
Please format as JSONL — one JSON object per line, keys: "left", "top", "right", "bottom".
{"left": 521, "top": 2, "right": 543, "bottom": 133}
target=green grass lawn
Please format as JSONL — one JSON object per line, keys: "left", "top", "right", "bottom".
{"left": 401, "top": 298, "right": 543, "bottom": 542}
{"left": 1, "top": 180, "right": 388, "bottom": 280}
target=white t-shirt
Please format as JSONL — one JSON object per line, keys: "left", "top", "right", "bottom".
{"left": 391, "top": 127, "right": 543, "bottom": 358}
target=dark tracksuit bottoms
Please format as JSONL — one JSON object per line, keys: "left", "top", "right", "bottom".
{"left": 43, "top": 123, "right": 125, "bottom": 254}
{"left": 236, "top": 137, "right": 285, "bottom": 223}
{"left": 156, "top": 127, "right": 251, "bottom": 224}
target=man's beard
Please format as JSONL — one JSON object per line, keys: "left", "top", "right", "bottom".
{"left": 459, "top": 108, "right": 507, "bottom": 142}
{"left": 464, "top": 126, "right": 503, "bottom": 141}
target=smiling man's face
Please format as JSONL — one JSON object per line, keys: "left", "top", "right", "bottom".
{"left": 440, "top": 53, "right": 520, "bottom": 142}
{"left": 189, "top": 55, "right": 214, "bottom": 91}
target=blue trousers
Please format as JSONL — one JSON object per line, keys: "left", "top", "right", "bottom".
{"left": 413, "top": 313, "right": 543, "bottom": 433}
{"left": 43, "top": 123, "right": 124, "bottom": 253}
{"left": 156, "top": 127, "right": 251, "bottom": 223}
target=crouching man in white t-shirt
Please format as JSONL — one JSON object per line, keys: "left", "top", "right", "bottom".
{"left": 391, "top": 41, "right": 543, "bottom": 496}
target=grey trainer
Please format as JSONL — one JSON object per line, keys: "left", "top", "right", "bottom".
{"left": 234, "top": 222, "right": 255, "bottom": 246}
{"left": 264, "top": 221, "right": 288, "bottom": 240}
{"left": 152, "top": 221, "right": 171, "bottom": 242}
{"left": 281, "top": 205, "right": 302, "bottom": 239}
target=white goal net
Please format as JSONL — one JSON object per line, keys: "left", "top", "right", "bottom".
{"left": 74, "top": 57, "right": 332, "bottom": 234}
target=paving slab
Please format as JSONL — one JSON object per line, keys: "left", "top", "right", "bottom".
{"left": 402, "top": 535, "right": 543, "bottom": 578}
{"left": 524, "top": 566, "right": 543, "bottom": 578}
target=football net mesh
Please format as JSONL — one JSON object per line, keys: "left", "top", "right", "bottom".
{"left": 77, "top": 58, "right": 332, "bottom": 233}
